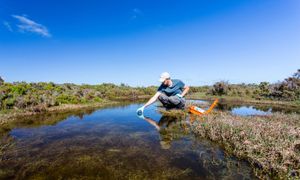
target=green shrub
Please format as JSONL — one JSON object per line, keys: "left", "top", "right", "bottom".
{"left": 56, "top": 94, "right": 79, "bottom": 104}
{"left": 10, "top": 85, "right": 26, "bottom": 96}
{"left": 3, "top": 97, "right": 16, "bottom": 109}
{"left": 209, "top": 81, "right": 229, "bottom": 96}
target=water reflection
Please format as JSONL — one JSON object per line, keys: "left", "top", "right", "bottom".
{"left": 141, "top": 114, "right": 256, "bottom": 179}
{"left": 143, "top": 115, "right": 191, "bottom": 149}
{"left": 0, "top": 103, "right": 256, "bottom": 179}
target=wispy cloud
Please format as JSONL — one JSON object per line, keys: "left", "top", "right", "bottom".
{"left": 3, "top": 21, "right": 13, "bottom": 32}
{"left": 131, "top": 8, "right": 143, "bottom": 20}
{"left": 12, "top": 15, "right": 51, "bottom": 37}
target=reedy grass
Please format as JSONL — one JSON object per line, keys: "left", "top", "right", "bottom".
{"left": 159, "top": 108, "right": 300, "bottom": 179}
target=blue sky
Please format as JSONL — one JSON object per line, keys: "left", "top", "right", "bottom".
{"left": 0, "top": 0, "right": 299, "bottom": 86}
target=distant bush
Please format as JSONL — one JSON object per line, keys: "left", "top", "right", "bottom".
{"left": 189, "top": 86, "right": 210, "bottom": 94}
{"left": 209, "top": 81, "right": 229, "bottom": 96}
{"left": 269, "top": 69, "right": 300, "bottom": 101}
{"left": 258, "top": 82, "right": 270, "bottom": 97}
{"left": 203, "top": 69, "right": 300, "bottom": 101}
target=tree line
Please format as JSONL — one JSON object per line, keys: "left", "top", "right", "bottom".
{"left": 0, "top": 82, "right": 156, "bottom": 111}
{"left": 207, "top": 69, "right": 300, "bottom": 101}
{"left": 0, "top": 69, "right": 299, "bottom": 112}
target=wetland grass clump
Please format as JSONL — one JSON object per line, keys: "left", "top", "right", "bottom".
{"left": 159, "top": 109, "right": 300, "bottom": 179}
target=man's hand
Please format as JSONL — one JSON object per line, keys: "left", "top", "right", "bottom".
{"left": 136, "top": 106, "right": 145, "bottom": 119}
{"left": 137, "top": 113, "right": 145, "bottom": 119}
{"left": 176, "top": 94, "right": 183, "bottom": 98}
{"left": 136, "top": 106, "right": 145, "bottom": 115}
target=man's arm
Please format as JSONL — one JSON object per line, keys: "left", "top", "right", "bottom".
{"left": 143, "top": 91, "right": 161, "bottom": 108}
{"left": 143, "top": 116, "right": 160, "bottom": 130}
{"left": 137, "top": 91, "right": 161, "bottom": 115}
{"left": 136, "top": 91, "right": 161, "bottom": 115}
{"left": 181, "top": 85, "right": 190, "bottom": 97}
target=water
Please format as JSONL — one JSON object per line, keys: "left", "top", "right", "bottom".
{"left": 231, "top": 106, "right": 272, "bottom": 116}
{"left": 0, "top": 103, "right": 256, "bottom": 179}
{"left": 189, "top": 99, "right": 298, "bottom": 116}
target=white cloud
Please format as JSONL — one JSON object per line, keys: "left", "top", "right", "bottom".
{"left": 3, "top": 21, "right": 13, "bottom": 32}
{"left": 131, "top": 8, "right": 143, "bottom": 20}
{"left": 12, "top": 15, "right": 51, "bottom": 37}
{"left": 133, "top": 8, "right": 142, "bottom": 14}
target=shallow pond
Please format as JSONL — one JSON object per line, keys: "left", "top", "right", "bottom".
{"left": 0, "top": 103, "right": 256, "bottom": 179}
{"left": 190, "top": 99, "right": 299, "bottom": 116}
{"left": 231, "top": 106, "right": 272, "bottom": 116}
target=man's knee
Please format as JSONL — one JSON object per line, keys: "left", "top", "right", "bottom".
{"left": 158, "top": 93, "right": 169, "bottom": 103}
{"left": 169, "top": 96, "right": 186, "bottom": 109}
{"left": 169, "top": 96, "right": 181, "bottom": 105}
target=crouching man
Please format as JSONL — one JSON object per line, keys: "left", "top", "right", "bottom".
{"left": 137, "top": 72, "right": 189, "bottom": 115}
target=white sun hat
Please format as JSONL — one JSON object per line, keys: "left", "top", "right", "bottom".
{"left": 159, "top": 72, "right": 170, "bottom": 82}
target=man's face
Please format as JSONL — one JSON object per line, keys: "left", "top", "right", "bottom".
{"left": 163, "top": 79, "right": 170, "bottom": 86}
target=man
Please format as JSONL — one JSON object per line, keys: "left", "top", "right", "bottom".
{"left": 137, "top": 72, "right": 190, "bottom": 115}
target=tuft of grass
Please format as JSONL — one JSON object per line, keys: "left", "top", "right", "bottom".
{"left": 159, "top": 106, "right": 300, "bottom": 178}
{"left": 158, "top": 108, "right": 187, "bottom": 118}
{"left": 189, "top": 112, "right": 300, "bottom": 178}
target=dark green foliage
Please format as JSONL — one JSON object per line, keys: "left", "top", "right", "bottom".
{"left": 209, "top": 81, "right": 229, "bottom": 96}
{"left": 258, "top": 82, "right": 270, "bottom": 97}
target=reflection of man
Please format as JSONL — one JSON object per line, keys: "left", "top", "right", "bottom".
{"left": 137, "top": 72, "right": 189, "bottom": 116}
{"left": 141, "top": 115, "right": 188, "bottom": 150}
